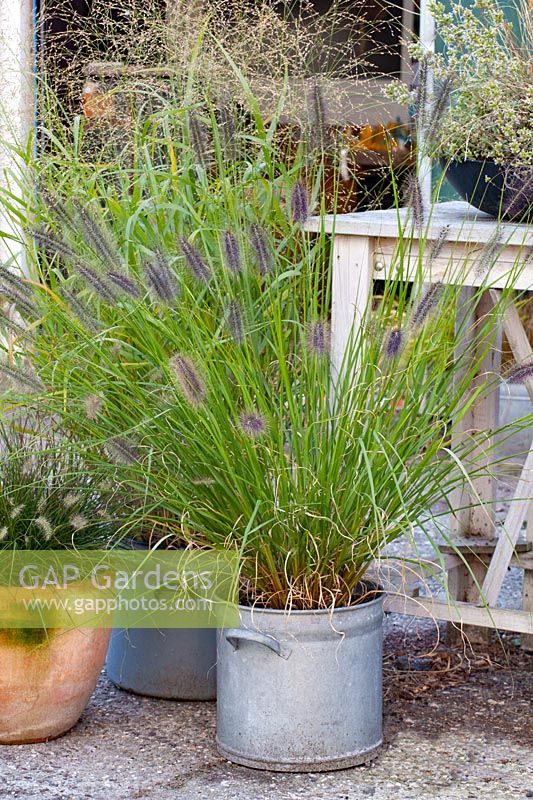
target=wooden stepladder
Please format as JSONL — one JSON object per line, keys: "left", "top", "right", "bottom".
{"left": 305, "top": 201, "right": 533, "bottom": 644}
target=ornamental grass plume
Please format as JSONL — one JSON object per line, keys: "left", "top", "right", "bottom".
{"left": 0, "top": 284, "right": 38, "bottom": 319}
{"left": 73, "top": 263, "right": 118, "bottom": 303}
{"left": 0, "top": 306, "right": 33, "bottom": 342}
{"left": 306, "top": 320, "right": 330, "bottom": 358}
{"left": 30, "top": 227, "right": 79, "bottom": 265}
{"left": 108, "top": 271, "right": 142, "bottom": 299}
{"left": 73, "top": 202, "right": 125, "bottom": 273}
{"left": 144, "top": 252, "right": 180, "bottom": 304}
{"left": 411, "top": 55, "right": 429, "bottom": 136}
{"left": 35, "top": 516, "right": 54, "bottom": 540}
{"left": 411, "top": 283, "right": 444, "bottom": 328}
{"left": 475, "top": 228, "right": 502, "bottom": 277}
{"left": 169, "top": 354, "right": 206, "bottom": 407}
{"left": 226, "top": 300, "right": 244, "bottom": 344}
{"left": 291, "top": 180, "right": 309, "bottom": 225}
{"left": 0, "top": 420, "right": 118, "bottom": 550}
{"left": 84, "top": 394, "right": 103, "bottom": 421}
{"left": 0, "top": 363, "right": 44, "bottom": 392}
{"left": 40, "top": 189, "right": 72, "bottom": 230}
{"left": 63, "top": 492, "right": 80, "bottom": 509}
{"left": 70, "top": 513, "right": 88, "bottom": 531}
{"left": 223, "top": 231, "right": 242, "bottom": 275}
{"left": 427, "top": 76, "right": 454, "bottom": 147}
{"left": 429, "top": 226, "right": 450, "bottom": 263}
{"left": 249, "top": 224, "right": 272, "bottom": 275}
{"left": 187, "top": 112, "right": 208, "bottom": 167}
{"left": 384, "top": 328, "right": 403, "bottom": 359}
{"left": 239, "top": 411, "right": 267, "bottom": 439}
{"left": 180, "top": 238, "right": 212, "bottom": 284}
{"left": 60, "top": 289, "right": 101, "bottom": 333}
{"left": 216, "top": 103, "right": 237, "bottom": 163}
{"left": 307, "top": 80, "right": 330, "bottom": 152}
{"left": 106, "top": 436, "right": 141, "bottom": 466}
{"left": 0, "top": 263, "right": 33, "bottom": 298}
{"left": 3, "top": 25, "right": 531, "bottom": 610}
{"left": 507, "top": 360, "right": 533, "bottom": 383}
{"left": 404, "top": 172, "right": 424, "bottom": 230}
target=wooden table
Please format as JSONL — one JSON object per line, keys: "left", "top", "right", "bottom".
{"left": 305, "top": 201, "right": 533, "bottom": 643}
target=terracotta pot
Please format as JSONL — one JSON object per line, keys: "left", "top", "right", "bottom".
{"left": 0, "top": 626, "right": 110, "bottom": 744}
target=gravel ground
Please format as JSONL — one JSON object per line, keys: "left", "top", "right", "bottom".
{"left": 0, "top": 621, "right": 531, "bottom": 800}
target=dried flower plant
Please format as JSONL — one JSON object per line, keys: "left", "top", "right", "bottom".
{"left": 387, "top": 0, "right": 533, "bottom": 166}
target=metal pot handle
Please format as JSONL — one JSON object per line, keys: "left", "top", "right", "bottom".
{"left": 225, "top": 628, "right": 291, "bottom": 659}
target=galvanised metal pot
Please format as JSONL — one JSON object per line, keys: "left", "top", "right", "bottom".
{"left": 105, "top": 539, "right": 216, "bottom": 700}
{"left": 217, "top": 585, "right": 384, "bottom": 771}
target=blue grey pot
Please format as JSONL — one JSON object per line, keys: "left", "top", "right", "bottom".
{"left": 441, "top": 158, "right": 533, "bottom": 222}
{"left": 106, "top": 626, "right": 216, "bottom": 700}
{"left": 105, "top": 539, "right": 216, "bottom": 699}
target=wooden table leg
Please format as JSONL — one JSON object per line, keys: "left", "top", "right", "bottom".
{"left": 448, "top": 289, "right": 502, "bottom": 644}
{"left": 330, "top": 234, "right": 375, "bottom": 385}
{"left": 522, "top": 500, "right": 533, "bottom": 652}
{"left": 489, "top": 290, "right": 533, "bottom": 650}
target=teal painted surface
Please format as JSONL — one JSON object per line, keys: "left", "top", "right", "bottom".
{"left": 434, "top": 0, "right": 523, "bottom": 200}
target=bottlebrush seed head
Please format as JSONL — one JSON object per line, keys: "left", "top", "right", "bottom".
{"left": 306, "top": 320, "right": 330, "bottom": 357}
{"left": 108, "top": 271, "right": 141, "bottom": 299}
{"left": 226, "top": 300, "right": 244, "bottom": 344}
{"left": 144, "top": 253, "right": 180, "bottom": 304}
{"left": 411, "top": 282, "right": 443, "bottom": 328}
{"left": 404, "top": 172, "right": 424, "bottom": 230}
{"left": 84, "top": 394, "right": 103, "bottom": 421}
{"left": 74, "top": 202, "right": 124, "bottom": 272}
{"left": 223, "top": 231, "right": 242, "bottom": 274}
{"left": 429, "top": 226, "right": 450, "bottom": 263}
{"left": 0, "top": 263, "right": 33, "bottom": 297}
{"left": 107, "top": 437, "right": 140, "bottom": 466}
{"left": 70, "top": 514, "right": 88, "bottom": 530}
{"left": 169, "top": 354, "right": 206, "bottom": 407}
{"left": 507, "top": 360, "right": 533, "bottom": 384}
{"left": 385, "top": 328, "right": 403, "bottom": 359}
{"left": 188, "top": 112, "right": 207, "bottom": 167}
{"left": 0, "top": 363, "right": 44, "bottom": 392}
{"left": 250, "top": 224, "right": 273, "bottom": 275}
{"left": 307, "top": 80, "right": 330, "bottom": 151}
{"left": 30, "top": 228, "right": 78, "bottom": 266}
{"left": 180, "top": 238, "right": 211, "bottom": 284}
{"left": 74, "top": 263, "right": 117, "bottom": 303}
{"left": 291, "top": 180, "right": 309, "bottom": 225}
{"left": 62, "top": 289, "right": 101, "bottom": 333}
{"left": 239, "top": 411, "right": 267, "bottom": 439}
{"left": 35, "top": 516, "right": 53, "bottom": 541}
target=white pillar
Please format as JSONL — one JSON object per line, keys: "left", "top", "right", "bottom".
{"left": 418, "top": 0, "right": 436, "bottom": 206}
{"left": 0, "top": 0, "right": 34, "bottom": 271}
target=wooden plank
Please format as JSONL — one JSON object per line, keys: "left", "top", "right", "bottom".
{"left": 373, "top": 241, "right": 533, "bottom": 292}
{"left": 446, "top": 290, "right": 502, "bottom": 642}
{"left": 490, "top": 290, "right": 533, "bottom": 403}
{"left": 450, "top": 290, "right": 501, "bottom": 540}
{"left": 304, "top": 201, "right": 533, "bottom": 249}
{"left": 523, "top": 502, "right": 533, "bottom": 651}
{"left": 330, "top": 234, "right": 374, "bottom": 386}
{"left": 384, "top": 593, "right": 533, "bottom": 635}
{"left": 488, "top": 291, "right": 533, "bottom": 647}
{"left": 480, "top": 446, "right": 533, "bottom": 605}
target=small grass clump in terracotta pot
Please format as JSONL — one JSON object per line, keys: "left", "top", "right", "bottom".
{"left": 0, "top": 419, "right": 116, "bottom": 744}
